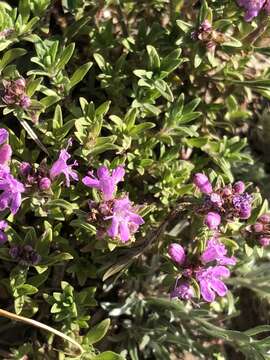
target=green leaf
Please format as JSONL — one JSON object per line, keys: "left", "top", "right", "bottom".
{"left": 0, "top": 48, "right": 27, "bottom": 72}
{"left": 69, "top": 61, "right": 92, "bottom": 89}
{"left": 52, "top": 105, "right": 63, "bottom": 130}
{"left": 16, "top": 284, "right": 38, "bottom": 297}
{"left": 147, "top": 45, "right": 160, "bottom": 71}
{"left": 93, "top": 352, "right": 124, "bottom": 360}
{"left": 128, "top": 122, "right": 155, "bottom": 136}
{"left": 41, "top": 253, "right": 73, "bottom": 266}
{"left": 56, "top": 43, "right": 75, "bottom": 71}
{"left": 85, "top": 319, "right": 111, "bottom": 345}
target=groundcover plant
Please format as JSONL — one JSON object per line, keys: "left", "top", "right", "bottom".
{"left": 1, "top": 0, "right": 270, "bottom": 359}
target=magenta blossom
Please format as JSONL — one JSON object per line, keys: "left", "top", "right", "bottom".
{"left": 170, "top": 282, "right": 194, "bottom": 300}
{"left": 193, "top": 173, "right": 212, "bottom": 194}
{"left": 50, "top": 149, "right": 78, "bottom": 187}
{"left": 204, "top": 212, "right": 221, "bottom": 229}
{"left": 0, "top": 220, "right": 8, "bottom": 245}
{"left": 0, "top": 172, "right": 25, "bottom": 214}
{"left": 201, "top": 237, "right": 236, "bottom": 266}
{"left": 82, "top": 165, "right": 125, "bottom": 201}
{"left": 259, "top": 236, "right": 270, "bottom": 247}
{"left": 0, "top": 129, "right": 9, "bottom": 145}
{"left": 106, "top": 196, "right": 144, "bottom": 242}
{"left": 168, "top": 243, "right": 186, "bottom": 265}
{"left": 0, "top": 144, "right": 12, "bottom": 165}
{"left": 237, "top": 0, "right": 269, "bottom": 21}
{"left": 196, "top": 265, "right": 230, "bottom": 302}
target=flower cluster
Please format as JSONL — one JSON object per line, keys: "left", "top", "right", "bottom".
{"left": 50, "top": 148, "right": 78, "bottom": 187}
{"left": 19, "top": 161, "right": 51, "bottom": 192}
{"left": 2, "top": 78, "right": 31, "bottom": 109}
{"left": 0, "top": 129, "right": 24, "bottom": 215}
{"left": 9, "top": 244, "right": 41, "bottom": 266}
{"left": 237, "top": 0, "right": 270, "bottom": 22}
{"left": 169, "top": 234, "right": 236, "bottom": 303}
{"left": 193, "top": 173, "right": 252, "bottom": 229}
{"left": 82, "top": 165, "right": 144, "bottom": 243}
{"left": 245, "top": 213, "right": 270, "bottom": 247}
{"left": 192, "top": 20, "right": 212, "bottom": 42}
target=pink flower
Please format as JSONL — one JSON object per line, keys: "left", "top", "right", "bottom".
{"left": 170, "top": 282, "right": 194, "bottom": 300}
{"left": 50, "top": 149, "right": 78, "bottom": 187}
{"left": 237, "top": 0, "right": 268, "bottom": 21}
{"left": 201, "top": 237, "right": 236, "bottom": 266}
{"left": 233, "top": 181, "right": 245, "bottom": 194}
{"left": 39, "top": 177, "right": 51, "bottom": 191}
{"left": 82, "top": 165, "right": 125, "bottom": 201}
{"left": 168, "top": 243, "right": 186, "bottom": 265}
{"left": 0, "top": 220, "right": 8, "bottom": 245}
{"left": 0, "top": 172, "right": 25, "bottom": 214}
{"left": 193, "top": 173, "right": 212, "bottom": 194}
{"left": 259, "top": 236, "right": 270, "bottom": 247}
{"left": 0, "top": 129, "right": 9, "bottom": 145}
{"left": 106, "top": 196, "right": 144, "bottom": 243}
{"left": 204, "top": 212, "right": 221, "bottom": 229}
{"left": 0, "top": 144, "right": 12, "bottom": 165}
{"left": 196, "top": 266, "right": 230, "bottom": 302}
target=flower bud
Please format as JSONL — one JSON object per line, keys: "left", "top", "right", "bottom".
{"left": 239, "top": 207, "right": 251, "bottom": 220}
{"left": 259, "top": 236, "right": 270, "bottom": 247}
{"left": 20, "top": 162, "right": 32, "bottom": 176}
{"left": 15, "top": 78, "right": 26, "bottom": 88}
{"left": 39, "top": 177, "right": 51, "bottom": 191}
{"left": 253, "top": 223, "right": 264, "bottom": 233}
{"left": 193, "top": 173, "right": 212, "bottom": 194}
{"left": 0, "top": 144, "right": 12, "bottom": 165}
{"left": 170, "top": 282, "right": 194, "bottom": 300}
{"left": 204, "top": 212, "right": 221, "bottom": 229}
{"left": 210, "top": 193, "right": 223, "bottom": 207}
{"left": 0, "top": 231, "right": 7, "bottom": 245}
{"left": 258, "top": 214, "right": 270, "bottom": 224}
{"left": 0, "top": 128, "right": 8, "bottom": 145}
{"left": 20, "top": 95, "right": 31, "bottom": 109}
{"left": 222, "top": 187, "right": 232, "bottom": 196}
{"left": 233, "top": 181, "right": 245, "bottom": 194}
{"left": 168, "top": 243, "right": 186, "bottom": 265}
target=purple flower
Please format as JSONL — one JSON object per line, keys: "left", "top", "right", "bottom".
{"left": 9, "top": 245, "right": 41, "bottom": 266}
{"left": 196, "top": 266, "right": 230, "bottom": 302}
{"left": 50, "top": 149, "right": 78, "bottom": 187}
{"left": 209, "top": 193, "right": 223, "bottom": 207}
{"left": 106, "top": 196, "right": 144, "bottom": 242}
{"left": 193, "top": 173, "right": 212, "bottom": 194}
{"left": 39, "top": 177, "right": 51, "bottom": 191}
{"left": 0, "top": 129, "right": 9, "bottom": 145}
{"left": 233, "top": 181, "right": 245, "bottom": 194}
{"left": 237, "top": 0, "right": 266, "bottom": 21}
{"left": 0, "top": 220, "right": 8, "bottom": 231}
{"left": 20, "top": 162, "right": 32, "bottom": 177}
{"left": 0, "top": 220, "right": 8, "bottom": 245}
{"left": 204, "top": 212, "right": 221, "bottom": 229}
{"left": 232, "top": 193, "right": 252, "bottom": 219}
{"left": 0, "top": 231, "right": 7, "bottom": 245}
{"left": 259, "top": 236, "right": 270, "bottom": 247}
{"left": 258, "top": 214, "right": 270, "bottom": 224}
{"left": 170, "top": 282, "right": 194, "bottom": 300}
{"left": 201, "top": 237, "right": 236, "bottom": 266}
{"left": 20, "top": 95, "right": 31, "bottom": 109}
{"left": 253, "top": 222, "right": 264, "bottom": 233}
{"left": 0, "top": 144, "right": 12, "bottom": 165}
{"left": 82, "top": 165, "right": 125, "bottom": 201}
{"left": 0, "top": 172, "right": 25, "bottom": 214}
{"left": 168, "top": 243, "right": 186, "bottom": 265}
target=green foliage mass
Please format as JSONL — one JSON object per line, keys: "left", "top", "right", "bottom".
{"left": 0, "top": 0, "right": 270, "bottom": 359}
